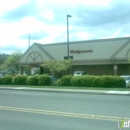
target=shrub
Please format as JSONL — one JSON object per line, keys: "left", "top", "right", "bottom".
{"left": 38, "top": 75, "right": 51, "bottom": 86}
{"left": 70, "top": 76, "right": 83, "bottom": 87}
{"left": 116, "top": 76, "right": 126, "bottom": 87}
{"left": 12, "top": 75, "right": 28, "bottom": 85}
{"left": 70, "top": 75, "right": 126, "bottom": 88}
{"left": 0, "top": 77, "right": 3, "bottom": 84}
{"left": 27, "top": 75, "right": 39, "bottom": 85}
{"left": 2, "top": 75, "right": 13, "bottom": 85}
{"left": 57, "top": 75, "right": 72, "bottom": 86}
{"left": 91, "top": 76, "right": 102, "bottom": 87}
{"left": 71, "top": 75, "right": 95, "bottom": 87}
{"left": 98, "top": 76, "right": 126, "bottom": 88}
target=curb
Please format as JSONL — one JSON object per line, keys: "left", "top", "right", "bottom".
{"left": 0, "top": 87, "right": 130, "bottom": 96}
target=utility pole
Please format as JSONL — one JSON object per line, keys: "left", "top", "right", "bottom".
{"left": 67, "top": 14, "right": 72, "bottom": 75}
{"left": 67, "top": 14, "right": 72, "bottom": 60}
{"left": 28, "top": 34, "right": 30, "bottom": 48}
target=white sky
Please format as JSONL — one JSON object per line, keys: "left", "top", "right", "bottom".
{"left": 0, "top": 0, "right": 130, "bottom": 54}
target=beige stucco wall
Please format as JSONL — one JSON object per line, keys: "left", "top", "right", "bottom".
{"left": 18, "top": 37, "right": 130, "bottom": 66}
{"left": 18, "top": 44, "right": 50, "bottom": 65}
{"left": 41, "top": 38, "right": 129, "bottom": 61}
{"left": 115, "top": 44, "right": 130, "bottom": 59}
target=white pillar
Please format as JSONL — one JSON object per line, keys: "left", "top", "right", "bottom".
{"left": 114, "top": 65, "right": 118, "bottom": 75}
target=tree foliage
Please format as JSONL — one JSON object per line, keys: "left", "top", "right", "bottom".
{"left": 0, "top": 54, "right": 8, "bottom": 65}
{"left": 0, "top": 51, "right": 23, "bottom": 73}
{"left": 41, "top": 59, "right": 72, "bottom": 75}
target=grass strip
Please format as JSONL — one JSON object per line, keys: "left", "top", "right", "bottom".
{"left": 0, "top": 85, "right": 130, "bottom": 91}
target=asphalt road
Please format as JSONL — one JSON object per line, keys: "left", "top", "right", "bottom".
{"left": 0, "top": 89, "right": 129, "bottom": 130}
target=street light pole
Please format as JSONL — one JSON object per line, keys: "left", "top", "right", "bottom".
{"left": 28, "top": 34, "right": 30, "bottom": 48}
{"left": 67, "top": 14, "right": 72, "bottom": 60}
{"left": 67, "top": 14, "right": 72, "bottom": 75}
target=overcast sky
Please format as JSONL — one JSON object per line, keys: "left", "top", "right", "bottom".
{"left": 0, "top": 0, "right": 130, "bottom": 54}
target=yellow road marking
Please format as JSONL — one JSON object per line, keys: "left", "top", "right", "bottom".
{"left": 0, "top": 106, "right": 129, "bottom": 122}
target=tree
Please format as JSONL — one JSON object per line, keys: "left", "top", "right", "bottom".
{"left": 0, "top": 51, "right": 23, "bottom": 74}
{"left": 41, "top": 59, "right": 72, "bottom": 77}
{"left": 0, "top": 54, "right": 8, "bottom": 65}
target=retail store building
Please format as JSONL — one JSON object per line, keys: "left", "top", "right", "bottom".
{"left": 18, "top": 37, "right": 130, "bottom": 75}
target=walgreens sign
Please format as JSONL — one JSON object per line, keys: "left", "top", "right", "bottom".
{"left": 70, "top": 50, "right": 93, "bottom": 54}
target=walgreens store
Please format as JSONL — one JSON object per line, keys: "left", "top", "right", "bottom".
{"left": 18, "top": 37, "right": 130, "bottom": 76}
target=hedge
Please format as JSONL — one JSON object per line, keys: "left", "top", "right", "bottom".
{"left": 38, "top": 75, "right": 51, "bottom": 86}
{"left": 0, "top": 74, "right": 51, "bottom": 86}
{"left": 95, "top": 76, "right": 126, "bottom": 88}
{"left": 0, "top": 75, "right": 126, "bottom": 88}
{"left": 27, "top": 75, "right": 39, "bottom": 85}
{"left": 58, "top": 75, "right": 126, "bottom": 88}
{"left": 12, "top": 75, "right": 28, "bottom": 85}
{"left": 57, "top": 75, "right": 72, "bottom": 86}
{"left": 0, "top": 77, "right": 3, "bottom": 84}
{"left": 2, "top": 75, "right": 13, "bottom": 85}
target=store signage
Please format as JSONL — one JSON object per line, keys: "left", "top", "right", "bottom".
{"left": 64, "top": 56, "right": 73, "bottom": 59}
{"left": 70, "top": 49, "right": 93, "bottom": 54}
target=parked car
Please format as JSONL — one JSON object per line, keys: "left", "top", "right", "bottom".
{"left": 74, "top": 71, "right": 87, "bottom": 76}
{"left": 120, "top": 75, "right": 130, "bottom": 87}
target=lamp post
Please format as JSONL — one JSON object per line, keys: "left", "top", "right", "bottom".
{"left": 28, "top": 34, "right": 30, "bottom": 48}
{"left": 67, "top": 14, "right": 72, "bottom": 75}
{"left": 67, "top": 14, "right": 72, "bottom": 60}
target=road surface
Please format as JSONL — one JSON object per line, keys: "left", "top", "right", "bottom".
{"left": 0, "top": 89, "right": 129, "bottom": 130}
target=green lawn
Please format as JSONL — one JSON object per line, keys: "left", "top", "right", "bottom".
{"left": 0, "top": 85, "right": 130, "bottom": 91}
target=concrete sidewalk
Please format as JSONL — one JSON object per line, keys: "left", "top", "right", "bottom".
{"left": 0, "top": 86, "right": 130, "bottom": 95}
